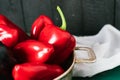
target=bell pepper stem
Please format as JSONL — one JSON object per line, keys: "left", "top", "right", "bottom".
{"left": 57, "top": 6, "right": 66, "bottom": 30}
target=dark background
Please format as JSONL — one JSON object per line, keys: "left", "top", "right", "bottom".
{"left": 0, "top": 0, "right": 120, "bottom": 80}
{"left": 0, "top": 0, "right": 119, "bottom": 36}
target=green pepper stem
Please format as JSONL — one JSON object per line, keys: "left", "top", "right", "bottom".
{"left": 57, "top": 6, "right": 66, "bottom": 30}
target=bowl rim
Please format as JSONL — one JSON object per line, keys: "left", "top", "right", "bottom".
{"left": 53, "top": 53, "right": 75, "bottom": 80}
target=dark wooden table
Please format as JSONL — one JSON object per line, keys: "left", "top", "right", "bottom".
{"left": 0, "top": 0, "right": 120, "bottom": 36}
{"left": 0, "top": 1, "right": 120, "bottom": 80}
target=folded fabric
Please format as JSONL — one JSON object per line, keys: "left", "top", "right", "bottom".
{"left": 73, "top": 24, "right": 120, "bottom": 77}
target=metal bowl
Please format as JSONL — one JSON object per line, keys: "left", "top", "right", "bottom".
{"left": 54, "top": 47, "right": 96, "bottom": 80}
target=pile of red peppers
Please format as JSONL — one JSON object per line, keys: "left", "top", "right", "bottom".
{"left": 0, "top": 6, "right": 76, "bottom": 80}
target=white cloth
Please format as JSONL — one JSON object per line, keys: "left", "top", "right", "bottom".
{"left": 73, "top": 24, "right": 120, "bottom": 77}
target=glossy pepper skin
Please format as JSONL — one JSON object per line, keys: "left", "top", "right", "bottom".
{"left": 31, "top": 6, "right": 76, "bottom": 64}
{"left": 13, "top": 40, "right": 54, "bottom": 63}
{"left": 31, "top": 15, "right": 53, "bottom": 39}
{"left": 0, "top": 24, "right": 18, "bottom": 48}
{"left": 38, "top": 24, "right": 75, "bottom": 64}
{"left": 12, "top": 63, "right": 64, "bottom": 80}
{"left": 0, "top": 14, "right": 29, "bottom": 48}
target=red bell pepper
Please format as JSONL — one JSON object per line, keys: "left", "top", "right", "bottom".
{"left": 31, "top": 15, "right": 53, "bottom": 39}
{"left": 0, "top": 24, "right": 18, "bottom": 48}
{"left": 0, "top": 14, "right": 29, "bottom": 48}
{"left": 13, "top": 40, "right": 54, "bottom": 63}
{"left": 12, "top": 63, "right": 64, "bottom": 80}
{"left": 31, "top": 6, "right": 76, "bottom": 64}
{"left": 39, "top": 24, "right": 75, "bottom": 64}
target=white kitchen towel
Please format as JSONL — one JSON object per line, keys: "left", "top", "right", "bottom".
{"left": 73, "top": 24, "right": 120, "bottom": 77}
